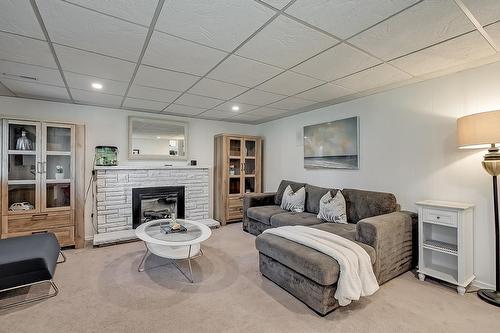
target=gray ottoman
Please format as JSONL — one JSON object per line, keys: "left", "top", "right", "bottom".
{"left": 0, "top": 233, "right": 65, "bottom": 309}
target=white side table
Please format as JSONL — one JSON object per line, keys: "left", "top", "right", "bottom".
{"left": 416, "top": 200, "right": 475, "bottom": 295}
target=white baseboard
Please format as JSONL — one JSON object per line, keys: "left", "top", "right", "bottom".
{"left": 472, "top": 280, "right": 495, "bottom": 290}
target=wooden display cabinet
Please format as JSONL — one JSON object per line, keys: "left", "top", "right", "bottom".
{"left": 214, "top": 134, "right": 262, "bottom": 225}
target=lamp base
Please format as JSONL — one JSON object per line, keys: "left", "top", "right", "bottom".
{"left": 477, "top": 289, "right": 500, "bottom": 307}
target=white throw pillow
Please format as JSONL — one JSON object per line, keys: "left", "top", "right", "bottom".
{"left": 317, "top": 190, "right": 348, "bottom": 224}
{"left": 280, "top": 185, "right": 306, "bottom": 212}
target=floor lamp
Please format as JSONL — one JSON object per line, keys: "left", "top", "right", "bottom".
{"left": 458, "top": 110, "right": 500, "bottom": 306}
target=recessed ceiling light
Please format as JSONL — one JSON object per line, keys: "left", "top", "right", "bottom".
{"left": 231, "top": 105, "right": 240, "bottom": 111}
{"left": 91, "top": 82, "right": 103, "bottom": 90}
{"left": 156, "top": 136, "right": 161, "bottom": 139}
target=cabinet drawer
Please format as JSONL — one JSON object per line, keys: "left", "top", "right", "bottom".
{"left": 228, "top": 197, "right": 243, "bottom": 208}
{"left": 3, "top": 226, "right": 75, "bottom": 247}
{"left": 7, "top": 212, "right": 73, "bottom": 233}
{"left": 422, "top": 208, "right": 457, "bottom": 227}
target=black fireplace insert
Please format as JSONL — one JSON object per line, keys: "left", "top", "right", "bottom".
{"left": 132, "top": 186, "right": 185, "bottom": 229}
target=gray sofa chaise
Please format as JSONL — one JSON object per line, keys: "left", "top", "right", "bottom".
{"left": 243, "top": 180, "right": 417, "bottom": 315}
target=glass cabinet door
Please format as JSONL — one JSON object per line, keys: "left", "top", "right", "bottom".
{"left": 243, "top": 139, "right": 256, "bottom": 194}
{"left": 3, "top": 120, "right": 41, "bottom": 213}
{"left": 42, "top": 124, "right": 74, "bottom": 211}
{"left": 228, "top": 138, "right": 243, "bottom": 195}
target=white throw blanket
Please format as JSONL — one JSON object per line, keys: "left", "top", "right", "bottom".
{"left": 263, "top": 226, "right": 379, "bottom": 306}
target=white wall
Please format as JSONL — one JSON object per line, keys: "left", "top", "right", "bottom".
{"left": 0, "top": 97, "right": 256, "bottom": 240}
{"left": 257, "top": 60, "right": 500, "bottom": 288}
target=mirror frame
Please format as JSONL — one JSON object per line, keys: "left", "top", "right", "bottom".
{"left": 128, "top": 116, "right": 189, "bottom": 161}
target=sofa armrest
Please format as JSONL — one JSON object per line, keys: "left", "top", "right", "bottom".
{"left": 242, "top": 193, "right": 276, "bottom": 231}
{"left": 355, "top": 211, "right": 417, "bottom": 284}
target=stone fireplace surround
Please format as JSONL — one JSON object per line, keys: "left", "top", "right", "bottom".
{"left": 93, "top": 165, "right": 218, "bottom": 246}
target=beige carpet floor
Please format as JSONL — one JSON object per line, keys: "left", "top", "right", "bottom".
{"left": 1, "top": 222, "right": 499, "bottom": 333}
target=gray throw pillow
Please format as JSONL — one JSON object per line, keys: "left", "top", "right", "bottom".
{"left": 280, "top": 185, "right": 305, "bottom": 212}
{"left": 317, "top": 190, "right": 347, "bottom": 224}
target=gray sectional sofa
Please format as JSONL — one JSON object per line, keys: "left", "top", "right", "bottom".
{"left": 243, "top": 180, "right": 417, "bottom": 315}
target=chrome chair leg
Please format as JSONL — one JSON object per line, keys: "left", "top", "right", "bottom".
{"left": 57, "top": 250, "right": 67, "bottom": 264}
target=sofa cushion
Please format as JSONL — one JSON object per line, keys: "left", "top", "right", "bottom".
{"left": 305, "top": 184, "right": 337, "bottom": 214}
{"left": 275, "top": 180, "right": 306, "bottom": 206}
{"left": 247, "top": 205, "right": 288, "bottom": 225}
{"left": 343, "top": 188, "right": 398, "bottom": 223}
{"left": 256, "top": 225, "right": 376, "bottom": 286}
{"left": 270, "top": 212, "right": 322, "bottom": 228}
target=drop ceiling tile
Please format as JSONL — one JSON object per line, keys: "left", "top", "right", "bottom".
{"left": 207, "top": 55, "right": 283, "bottom": 87}
{"left": 199, "top": 109, "right": 237, "bottom": 120}
{"left": 64, "top": 72, "right": 128, "bottom": 95}
{"left": 37, "top": 0, "right": 148, "bottom": 61}
{"left": 349, "top": 0, "right": 475, "bottom": 61}
{"left": 176, "top": 93, "right": 224, "bottom": 109}
{"left": 214, "top": 102, "right": 258, "bottom": 113}
{"left": 236, "top": 15, "right": 339, "bottom": 69}
{"left": 0, "top": 0, "right": 45, "bottom": 39}
{"left": 0, "top": 82, "right": 15, "bottom": 96}
{"left": 232, "top": 89, "right": 286, "bottom": 106}
{"left": 268, "top": 97, "right": 316, "bottom": 110}
{"left": 65, "top": 0, "right": 159, "bottom": 26}
{"left": 2, "top": 78, "right": 69, "bottom": 100}
{"left": 231, "top": 113, "right": 263, "bottom": 122}
{"left": 485, "top": 21, "right": 500, "bottom": 48}
{"left": 461, "top": 0, "right": 500, "bottom": 26}
{"left": 164, "top": 104, "right": 206, "bottom": 116}
{"left": 390, "top": 31, "right": 496, "bottom": 76}
{"left": 261, "top": 1, "right": 292, "bottom": 10}
{"left": 286, "top": 0, "right": 418, "bottom": 39}
{"left": 0, "top": 32, "right": 57, "bottom": 68}
{"left": 123, "top": 97, "right": 167, "bottom": 111}
{"left": 143, "top": 32, "right": 227, "bottom": 76}
{"left": 334, "top": 64, "right": 411, "bottom": 92}
{"left": 134, "top": 66, "right": 199, "bottom": 91}
{"left": 295, "top": 83, "right": 354, "bottom": 102}
{"left": 292, "top": 43, "right": 381, "bottom": 81}
{"left": 54, "top": 44, "right": 135, "bottom": 82}
{"left": 0, "top": 60, "right": 64, "bottom": 86}
{"left": 71, "top": 89, "right": 123, "bottom": 107}
{"left": 156, "top": 0, "right": 275, "bottom": 52}
{"left": 256, "top": 71, "right": 324, "bottom": 96}
{"left": 248, "top": 106, "right": 290, "bottom": 116}
{"left": 188, "top": 78, "right": 248, "bottom": 100}
{"left": 128, "top": 85, "right": 181, "bottom": 103}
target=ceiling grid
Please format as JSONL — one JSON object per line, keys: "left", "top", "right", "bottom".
{"left": 0, "top": 0, "right": 498, "bottom": 123}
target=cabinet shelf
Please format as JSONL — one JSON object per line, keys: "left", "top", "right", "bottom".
{"left": 46, "top": 151, "right": 71, "bottom": 156}
{"left": 423, "top": 240, "right": 458, "bottom": 256}
{"left": 46, "top": 179, "right": 71, "bottom": 184}
{"left": 8, "top": 150, "right": 36, "bottom": 155}
{"left": 8, "top": 180, "right": 37, "bottom": 185}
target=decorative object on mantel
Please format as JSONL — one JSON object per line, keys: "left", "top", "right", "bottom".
{"left": 458, "top": 110, "right": 500, "bottom": 306}
{"left": 416, "top": 200, "right": 474, "bottom": 295}
{"left": 213, "top": 134, "right": 262, "bottom": 225}
{"left": 95, "top": 146, "right": 118, "bottom": 166}
{"left": 303, "top": 117, "right": 359, "bottom": 169}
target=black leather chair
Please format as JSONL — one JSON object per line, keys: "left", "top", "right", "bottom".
{"left": 0, "top": 233, "right": 65, "bottom": 309}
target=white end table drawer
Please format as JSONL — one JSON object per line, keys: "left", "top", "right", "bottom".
{"left": 422, "top": 208, "right": 458, "bottom": 227}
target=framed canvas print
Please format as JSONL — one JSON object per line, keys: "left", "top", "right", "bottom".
{"left": 303, "top": 117, "right": 359, "bottom": 169}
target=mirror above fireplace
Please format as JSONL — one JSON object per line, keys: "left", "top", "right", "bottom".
{"left": 128, "top": 116, "right": 188, "bottom": 160}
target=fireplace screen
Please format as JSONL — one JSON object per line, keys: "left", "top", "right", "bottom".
{"left": 132, "top": 186, "right": 185, "bottom": 229}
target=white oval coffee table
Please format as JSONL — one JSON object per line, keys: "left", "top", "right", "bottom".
{"left": 135, "top": 219, "right": 211, "bottom": 283}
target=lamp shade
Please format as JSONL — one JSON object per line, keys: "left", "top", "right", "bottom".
{"left": 457, "top": 110, "right": 500, "bottom": 149}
